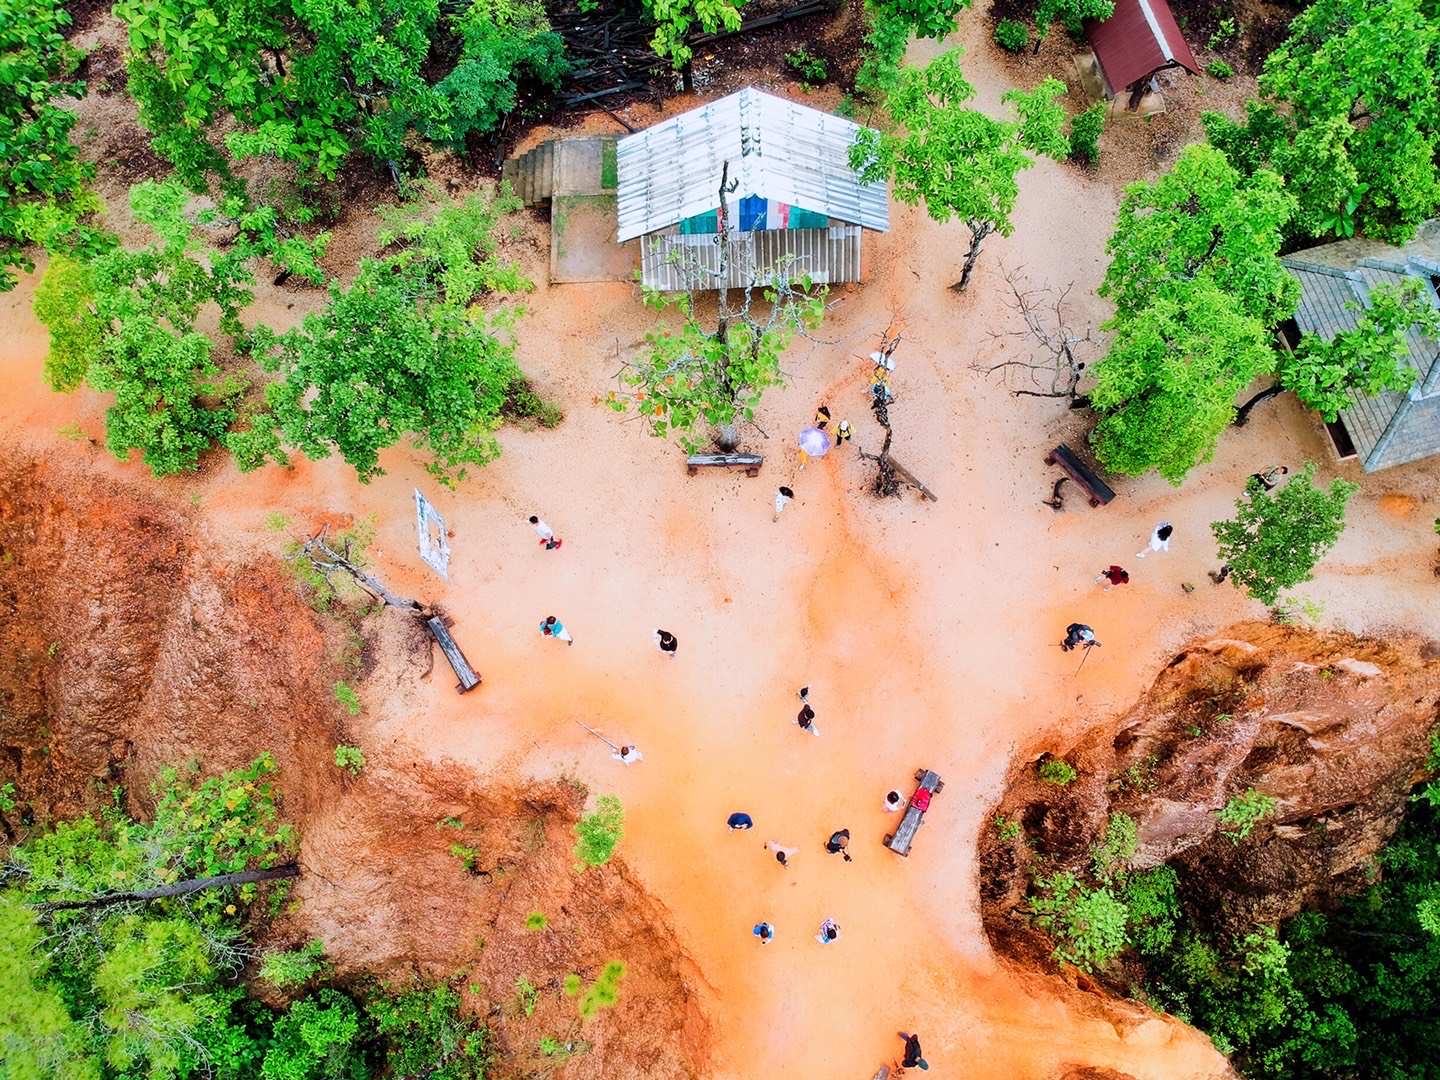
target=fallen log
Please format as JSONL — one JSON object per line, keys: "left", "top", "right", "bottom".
{"left": 35, "top": 862, "right": 300, "bottom": 914}
{"left": 427, "top": 616, "right": 481, "bottom": 693}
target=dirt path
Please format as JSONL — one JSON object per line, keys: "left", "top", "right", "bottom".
{"left": 5, "top": 13, "right": 1440, "bottom": 1080}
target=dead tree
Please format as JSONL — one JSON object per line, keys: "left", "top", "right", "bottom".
{"left": 35, "top": 863, "right": 301, "bottom": 916}
{"left": 858, "top": 322, "right": 938, "bottom": 502}
{"left": 299, "top": 528, "right": 480, "bottom": 693}
{"left": 974, "top": 264, "right": 1094, "bottom": 408}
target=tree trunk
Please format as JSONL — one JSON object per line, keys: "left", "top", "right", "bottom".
{"left": 952, "top": 222, "right": 992, "bottom": 293}
{"left": 35, "top": 862, "right": 300, "bottom": 914}
{"left": 1233, "top": 384, "right": 1285, "bottom": 427}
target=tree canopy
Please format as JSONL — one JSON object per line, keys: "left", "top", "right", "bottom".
{"left": 115, "top": 0, "right": 568, "bottom": 187}
{"left": 235, "top": 188, "right": 533, "bottom": 485}
{"left": 850, "top": 48, "right": 1067, "bottom": 290}
{"left": 643, "top": 0, "right": 748, "bottom": 69}
{"left": 1210, "top": 462, "right": 1358, "bottom": 605}
{"left": 1203, "top": 0, "right": 1440, "bottom": 244}
{"left": 1089, "top": 144, "right": 1297, "bottom": 484}
{"left": 1277, "top": 278, "right": 1440, "bottom": 421}
{"left": 1098, "top": 143, "right": 1297, "bottom": 326}
{"left": 0, "top": 1, "right": 107, "bottom": 290}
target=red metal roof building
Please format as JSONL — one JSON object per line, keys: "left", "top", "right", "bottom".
{"left": 1087, "top": 0, "right": 1199, "bottom": 106}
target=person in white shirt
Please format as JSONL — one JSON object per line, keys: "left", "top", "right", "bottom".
{"left": 528, "top": 515, "right": 562, "bottom": 550}
{"left": 611, "top": 744, "right": 643, "bottom": 765}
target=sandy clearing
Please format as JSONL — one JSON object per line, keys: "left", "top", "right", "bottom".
{"left": 5, "top": 12, "right": 1440, "bottom": 1079}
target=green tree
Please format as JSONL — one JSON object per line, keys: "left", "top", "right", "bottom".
{"left": 234, "top": 188, "right": 531, "bottom": 484}
{"left": 116, "top": 0, "right": 560, "bottom": 186}
{"left": 0, "top": 895, "right": 101, "bottom": 1080}
{"left": 612, "top": 255, "right": 826, "bottom": 452}
{"left": 1098, "top": 143, "right": 1297, "bottom": 326}
{"left": 1089, "top": 144, "right": 1298, "bottom": 483}
{"left": 850, "top": 49, "right": 1067, "bottom": 291}
{"left": 1204, "top": 0, "right": 1440, "bottom": 244}
{"left": 428, "top": 0, "right": 569, "bottom": 147}
{"left": 1032, "top": 0, "right": 1114, "bottom": 53}
{"left": 366, "top": 984, "right": 489, "bottom": 1079}
{"left": 1277, "top": 278, "right": 1439, "bottom": 421}
{"left": 261, "top": 988, "right": 365, "bottom": 1080}
{"left": 643, "top": 0, "right": 748, "bottom": 69}
{"left": 1090, "top": 278, "right": 1276, "bottom": 483}
{"left": 0, "top": 0, "right": 107, "bottom": 290}
{"left": 574, "top": 795, "right": 624, "bottom": 868}
{"left": 33, "top": 181, "right": 257, "bottom": 476}
{"left": 1210, "top": 463, "right": 1358, "bottom": 605}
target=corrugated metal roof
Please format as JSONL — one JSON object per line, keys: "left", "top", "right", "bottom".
{"left": 616, "top": 87, "right": 889, "bottom": 243}
{"left": 1087, "top": 0, "right": 1199, "bottom": 94}
{"left": 638, "top": 225, "right": 864, "bottom": 291}
{"left": 1283, "top": 248, "right": 1440, "bottom": 471}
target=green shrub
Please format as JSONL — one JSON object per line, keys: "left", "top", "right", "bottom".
{"left": 450, "top": 843, "right": 480, "bottom": 873}
{"left": 1038, "top": 758, "right": 1078, "bottom": 785}
{"left": 260, "top": 939, "right": 328, "bottom": 989}
{"left": 577, "top": 961, "right": 626, "bottom": 1018}
{"left": 1218, "top": 788, "right": 1277, "bottom": 841}
{"left": 503, "top": 376, "right": 564, "bottom": 429}
{"left": 994, "top": 814, "right": 1022, "bottom": 842}
{"left": 514, "top": 975, "right": 539, "bottom": 1017}
{"left": 1206, "top": 59, "right": 1234, "bottom": 79}
{"left": 333, "top": 682, "right": 361, "bottom": 717}
{"left": 333, "top": 745, "right": 365, "bottom": 776}
{"left": 525, "top": 911, "right": 549, "bottom": 931}
{"left": 367, "top": 984, "right": 489, "bottom": 1079}
{"left": 1091, "top": 812, "right": 1138, "bottom": 880}
{"left": 1122, "top": 866, "right": 1179, "bottom": 954}
{"left": 1207, "top": 16, "right": 1238, "bottom": 50}
{"left": 1068, "top": 102, "right": 1106, "bottom": 164}
{"left": 785, "top": 47, "right": 829, "bottom": 84}
{"left": 574, "top": 795, "right": 624, "bottom": 868}
{"left": 261, "top": 988, "right": 364, "bottom": 1080}
{"left": 1029, "top": 871, "right": 1129, "bottom": 971}
{"left": 994, "top": 18, "right": 1030, "bottom": 52}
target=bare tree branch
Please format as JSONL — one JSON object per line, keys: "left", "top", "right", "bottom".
{"left": 973, "top": 263, "right": 1096, "bottom": 407}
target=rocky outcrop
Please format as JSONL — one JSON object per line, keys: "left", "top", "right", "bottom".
{"left": 981, "top": 624, "right": 1440, "bottom": 948}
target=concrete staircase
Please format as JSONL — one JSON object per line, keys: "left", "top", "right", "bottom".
{"left": 501, "top": 136, "right": 615, "bottom": 207}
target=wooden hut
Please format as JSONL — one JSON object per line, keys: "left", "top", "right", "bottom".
{"left": 1087, "top": 0, "right": 1199, "bottom": 109}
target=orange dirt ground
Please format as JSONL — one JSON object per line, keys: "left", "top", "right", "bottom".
{"left": 5, "top": 12, "right": 1440, "bottom": 1080}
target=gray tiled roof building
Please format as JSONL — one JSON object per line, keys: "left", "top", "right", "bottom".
{"left": 1282, "top": 222, "right": 1440, "bottom": 472}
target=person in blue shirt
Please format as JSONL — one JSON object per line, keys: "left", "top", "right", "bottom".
{"left": 752, "top": 922, "right": 774, "bottom": 944}
{"left": 727, "top": 812, "right": 754, "bottom": 830}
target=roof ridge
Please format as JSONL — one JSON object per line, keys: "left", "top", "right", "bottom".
{"left": 1135, "top": 0, "right": 1175, "bottom": 62}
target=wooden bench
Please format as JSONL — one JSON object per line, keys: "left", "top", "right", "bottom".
{"left": 425, "top": 616, "right": 481, "bottom": 694}
{"left": 1045, "top": 443, "right": 1115, "bottom": 507}
{"left": 686, "top": 453, "right": 763, "bottom": 477}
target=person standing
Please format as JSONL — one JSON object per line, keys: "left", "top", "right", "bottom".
{"left": 611, "top": 744, "right": 643, "bottom": 765}
{"left": 1061, "top": 623, "right": 1098, "bottom": 652}
{"left": 815, "top": 918, "right": 841, "bottom": 944}
{"left": 833, "top": 419, "right": 853, "bottom": 447}
{"left": 1095, "top": 565, "right": 1130, "bottom": 590}
{"left": 1250, "top": 465, "right": 1289, "bottom": 491}
{"left": 764, "top": 841, "right": 798, "bottom": 867}
{"left": 528, "top": 515, "right": 562, "bottom": 550}
{"left": 1137, "top": 521, "right": 1173, "bottom": 558}
{"left": 899, "top": 1032, "right": 929, "bottom": 1071}
{"left": 773, "top": 485, "right": 794, "bottom": 523}
{"left": 814, "top": 404, "right": 832, "bottom": 430}
{"left": 884, "top": 790, "right": 904, "bottom": 813}
{"left": 752, "top": 921, "right": 775, "bottom": 945}
{"left": 825, "top": 828, "right": 852, "bottom": 862}
{"left": 654, "top": 629, "right": 679, "bottom": 658}
{"left": 796, "top": 704, "right": 820, "bottom": 736}
{"left": 727, "top": 812, "right": 754, "bottom": 831}
{"left": 538, "top": 615, "right": 573, "bottom": 645}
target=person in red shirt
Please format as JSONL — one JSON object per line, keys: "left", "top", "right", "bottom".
{"left": 1095, "top": 565, "right": 1130, "bottom": 590}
